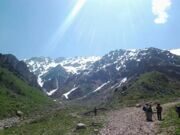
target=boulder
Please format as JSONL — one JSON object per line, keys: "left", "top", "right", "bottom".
{"left": 76, "top": 123, "right": 86, "bottom": 130}
{"left": 94, "top": 128, "right": 99, "bottom": 133}
{"left": 16, "top": 110, "right": 23, "bottom": 117}
{"left": 4, "top": 125, "right": 9, "bottom": 129}
{"left": 136, "top": 104, "right": 141, "bottom": 108}
{"left": 70, "top": 113, "right": 80, "bottom": 118}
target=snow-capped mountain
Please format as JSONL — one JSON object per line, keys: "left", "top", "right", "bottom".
{"left": 25, "top": 48, "right": 180, "bottom": 103}
{"left": 56, "top": 48, "right": 180, "bottom": 100}
{"left": 25, "top": 56, "right": 101, "bottom": 75}
{"left": 25, "top": 56, "right": 101, "bottom": 89}
{"left": 169, "top": 49, "right": 180, "bottom": 56}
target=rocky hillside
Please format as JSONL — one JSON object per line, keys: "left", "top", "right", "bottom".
{"left": 25, "top": 48, "right": 180, "bottom": 104}
{"left": 108, "top": 71, "right": 180, "bottom": 107}
{"left": 0, "top": 54, "right": 51, "bottom": 119}
{"left": 0, "top": 54, "right": 39, "bottom": 87}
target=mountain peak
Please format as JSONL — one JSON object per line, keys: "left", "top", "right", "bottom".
{"left": 24, "top": 48, "right": 180, "bottom": 100}
{"left": 169, "top": 48, "right": 180, "bottom": 56}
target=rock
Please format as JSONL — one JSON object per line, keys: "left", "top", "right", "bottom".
{"left": 94, "top": 129, "right": 99, "bottom": 133}
{"left": 0, "top": 126, "right": 4, "bottom": 130}
{"left": 70, "top": 113, "right": 81, "bottom": 119}
{"left": 92, "top": 122, "right": 100, "bottom": 127}
{"left": 4, "top": 125, "right": 10, "bottom": 129}
{"left": 76, "top": 123, "right": 86, "bottom": 130}
{"left": 0, "top": 117, "right": 20, "bottom": 130}
{"left": 136, "top": 104, "right": 141, "bottom": 108}
{"left": 16, "top": 110, "right": 23, "bottom": 117}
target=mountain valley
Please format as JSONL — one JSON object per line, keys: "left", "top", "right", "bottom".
{"left": 0, "top": 47, "right": 180, "bottom": 135}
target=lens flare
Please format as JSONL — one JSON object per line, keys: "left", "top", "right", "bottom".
{"left": 46, "top": 0, "right": 86, "bottom": 51}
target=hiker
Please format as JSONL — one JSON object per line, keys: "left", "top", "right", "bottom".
{"left": 146, "top": 105, "right": 153, "bottom": 122}
{"left": 143, "top": 104, "right": 149, "bottom": 121}
{"left": 94, "top": 107, "right": 97, "bottom": 116}
{"left": 156, "top": 103, "right": 163, "bottom": 120}
{"left": 175, "top": 106, "right": 180, "bottom": 118}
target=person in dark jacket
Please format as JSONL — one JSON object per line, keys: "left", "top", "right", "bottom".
{"left": 143, "top": 104, "right": 149, "bottom": 121}
{"left": 176, "top": 106, "right": 180, "bottom": 118}
{"left": 156, "top": 103, "right": 163, "bottom": 120}
{"left": 94, "top": 107, "right": 97, "bottom": 116}
{"left": 146, "top": 105, "right": 153, "bottom": 122}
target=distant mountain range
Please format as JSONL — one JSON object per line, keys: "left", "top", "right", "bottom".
{"left": 24, "top": 48, "right": 180, "bottom": 104}
{"left": 1, "top": 47, "right": 179, "bottom": 116}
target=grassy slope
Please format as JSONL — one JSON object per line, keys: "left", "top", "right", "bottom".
{"left": 0, "top": 66, "right": 103, "bottom": 135}
{"left": 109, "top": 71, "right": 180, "bottom": 107}
{"left": 159, "top": 103, "right": 180, "bottom": 135}
{"left": 0, "top": 107, "right": 104, "bottom": 135}
{"left": 0, "top": 67, "right": 52, "bottom": 119}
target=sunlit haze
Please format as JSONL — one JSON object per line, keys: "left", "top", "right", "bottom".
{"left": 0, "top": 0, "right": 179, "bottom": 59}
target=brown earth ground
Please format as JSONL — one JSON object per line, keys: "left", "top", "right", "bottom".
{"left": 99, "top": 102, "right": 179, "bottom": 135}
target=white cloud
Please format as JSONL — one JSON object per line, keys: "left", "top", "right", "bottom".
{"left": 152, "top": 0, "right": 172, "bottom": 24}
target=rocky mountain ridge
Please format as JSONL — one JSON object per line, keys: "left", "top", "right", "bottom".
{"left": 25, "top": 48, "right": 180, "bottom": 103}
{"left": 0, "top": 54, "right": 51, "bottom": 119}
{"left": 0, "top": 53, "right": 39, "bottom": 87}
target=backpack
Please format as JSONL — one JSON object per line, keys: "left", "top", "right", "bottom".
{"left": 143, "top": 106, "right": 147, "bottom": 112}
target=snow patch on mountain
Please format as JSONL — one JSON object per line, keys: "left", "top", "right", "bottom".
{"left": 98, "top": 49, "right": 149, "bottom": 72}
{"left": 63, "top": 87, "right": 79, "bottom": 99}
{"left": 62, "top": 56, "right": 101, "bottom": 74}
{"left": 117, "top": 77, "right": 127, "bottom": 88}
{"left": 25, "top": 56, "right": 101, "bottom": 86}
{"left": 26, "top": 56, "right": 101, "bottom": 75}
{"left": 170, "top": 49, "right": 180, "bottom": 56}
{"left": 93, "top": 81, "right": 110, "bottom": 93}
{"left": 110, "top": 77, "right": 127, "bottom": 89}
{"left": 37, "top": 75, "right": 44, "bottom": 87}
{"left": 47, "top": 88, "right": 58, "bottom": 96}
{"left": 46, "top": 78, "right": 59, "bottom": 96}
{"left": 79, "top": 81, "right": 111, "bottom": 99}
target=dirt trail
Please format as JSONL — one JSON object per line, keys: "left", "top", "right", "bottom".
{"left": 99, "top": 102, "right": 179, "bottom": 135}
{"left": 0, "top": 117, "right": 20, "bottom": 130}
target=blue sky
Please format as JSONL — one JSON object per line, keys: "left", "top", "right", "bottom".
{"left": 0, "top": 0, "right": 179, "bottom": 59}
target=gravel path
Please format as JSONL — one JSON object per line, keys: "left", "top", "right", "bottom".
{"left": 0, "top": 117, "right": 20, "bottom": 130}
{"left": 100, "top": 101, "right": 180, "bottom": 135}
{"left": 99, "top": 107, "right": 160, "bottom": 135}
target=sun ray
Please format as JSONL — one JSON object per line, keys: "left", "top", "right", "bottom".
{"left": 46, "top": 0, "right": 86, "bottom": 52}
